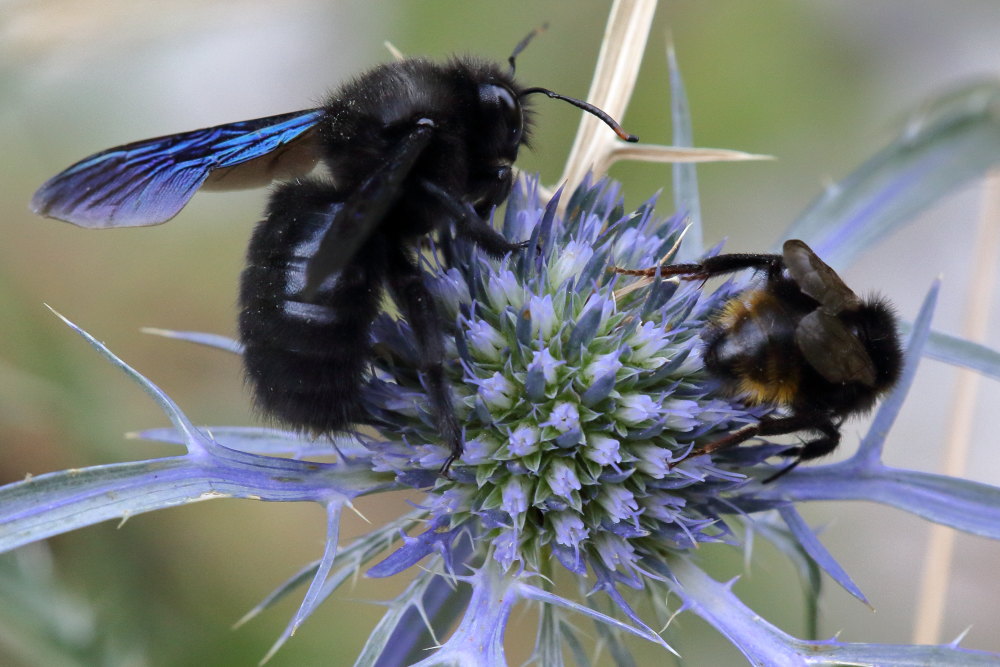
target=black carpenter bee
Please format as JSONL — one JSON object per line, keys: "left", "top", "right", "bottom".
{"left": 31, "top": 30, "right": 638, "bottom": 472}
{"left": 615, "top": 239, "right": 903, "bottom": 482}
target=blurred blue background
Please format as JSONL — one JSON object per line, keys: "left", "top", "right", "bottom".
{"left": 3, "top": 1, "right": 1000, "bottom": 664}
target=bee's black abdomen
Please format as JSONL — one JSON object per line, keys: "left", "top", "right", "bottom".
{"left": 238, "top": 179, "right": 385, "bottom": 434}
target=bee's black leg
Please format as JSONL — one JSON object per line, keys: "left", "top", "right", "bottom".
{"left": 302, "top": 121, "right": 436, "bottom": 299}
{"left": 777, "top": 419, "right": 841, "bottom": 461}
{"left": 759, "top": 459, "right": 801, "bottom": 483}
{"left": 613, "top": 252, "right": 784, "bottom": 281}
{"left": 385, "top": 244, "right": 462, "bottom": 474}
{"left": 760, "top": 418, "right": 841, "bottom": 483}
{"left": 420, "top": 181, "right": 528, "bottom": 258}
{"left": 672, "top": 412, "right": 840, "bottom": 483}
{"left": 671, "top": 422, "right": 761, "bottom": 467}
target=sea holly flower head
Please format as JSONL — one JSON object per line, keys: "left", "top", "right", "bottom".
{"left": 348, "top": 177, "right": 767, "bottom": 581}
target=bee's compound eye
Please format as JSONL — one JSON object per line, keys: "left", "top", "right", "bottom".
{"left": 478, "top": 83, "right": 523, "bottom": 144}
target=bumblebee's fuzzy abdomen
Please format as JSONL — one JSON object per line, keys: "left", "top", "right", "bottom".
{"left": 238, "top": 180, "right": 386, "bottom": 434}
{"left": 704, "top": 290, "right": 803, "bottom": 407}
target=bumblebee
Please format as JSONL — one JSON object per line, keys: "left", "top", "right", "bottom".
{"left": 615, "top": 239, "right": 903, "bottom": 482}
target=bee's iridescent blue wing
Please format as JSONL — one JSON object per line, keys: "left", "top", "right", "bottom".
{"left": 32, "top": 109, "right": 325, "bottom": 228}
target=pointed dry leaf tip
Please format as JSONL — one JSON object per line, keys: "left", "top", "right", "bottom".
{"left": 608, "top": 146, "right": 774, "bottom": 166}
{"left": 44, "top": 303, "right": 73, "bottom": 329}
{"left": 140, "top": 326, "right": 173, "bottom": 337}
{"left": 557, "top": 0, "right": 770, "bottom": 191}
{"left": 383, "top": 41, "right": 405, "bottom": 61}
{"left": 560, "top": 0, "right": 655, "bottom": 188}
{"left": 140, "top": 327, "right": 243, "bottom": 353}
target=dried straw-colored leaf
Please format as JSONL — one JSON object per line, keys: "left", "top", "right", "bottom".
{"left": 560, "top": 0, "right": 656, "bottom": 188}
{"left": 556, "top": 0, "right": 772, "bottom": 194}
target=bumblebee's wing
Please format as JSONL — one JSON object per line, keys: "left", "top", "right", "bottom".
{"left": 781, "top": 239, "right": 861, "bottom": 313}
{"left": 301, "top": 119, "right": 436, "bottom": 298}
{"left": 795, "top": 310, "right": 877, "bottom": 386}
{"left": 31, "top": 109, "right": 325, "bottom": 228}
{"left": 784, "top": 240, "right": 876, "bottom": 386}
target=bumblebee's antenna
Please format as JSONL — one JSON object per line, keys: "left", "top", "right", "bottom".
{"left": 508, "top": 23, "right": 549, "bottom": 75}
{"left": 520, "top": 87, "right": 639, "bottom": 142}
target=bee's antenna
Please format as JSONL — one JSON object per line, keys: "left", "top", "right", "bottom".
{"left": 520, "top": 87, "right": 639, "bottom": 142}
{"left": 508, "top": 23, "right": 549, "bottom": 76}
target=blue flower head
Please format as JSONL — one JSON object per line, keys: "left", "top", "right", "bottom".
{"left": 362, "top": 177, "right": 753, "bottom": 580}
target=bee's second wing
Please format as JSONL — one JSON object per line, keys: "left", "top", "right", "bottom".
{"left": 31, "top": 109, "right": 325, "bottom": 228}
{"left": 795, "top": 310, "right": 878, "bottom": 387}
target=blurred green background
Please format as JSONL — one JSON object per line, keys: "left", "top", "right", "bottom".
{"left": 3, "top": 1, "right": 1000, "bottom": 664}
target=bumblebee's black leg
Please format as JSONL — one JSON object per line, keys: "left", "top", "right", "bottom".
{"left": 614, "top": 252, "right": 784, "bottom": 281}
{"left": 384, "top": 244, "right": 462, "bottom": 474}
{"left": 760, "top": 418, "right": 841, "bottom": 483}
{"left": 302, "top": 120, "right": 436, "bottom": 298}
{"left": 671, "top": 412, "right": 840, "bottom": 483}
{"left": 672, "top": 422, "right": 761, "bottom": 466}
{"left": 420, "top": 180, "right": 529, "bottom": 258}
